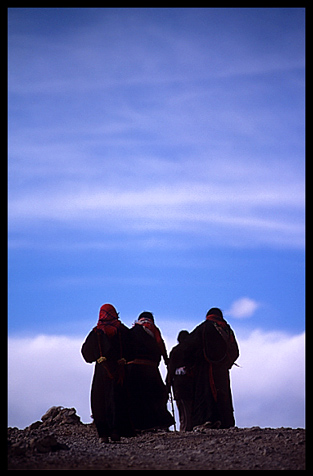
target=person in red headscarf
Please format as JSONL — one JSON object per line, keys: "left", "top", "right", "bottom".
{"left": 81, "top": 304, "right": 135, "bottom": 442}
{"left": 126, "top": 311, "right": 174, "bottom": 431}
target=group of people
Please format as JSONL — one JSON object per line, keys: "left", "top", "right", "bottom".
{"left": 81, "top": 303, "right": 239, "bottom": 443}
{"left": 81, "top": 304, "right": 174, "bottom": 442}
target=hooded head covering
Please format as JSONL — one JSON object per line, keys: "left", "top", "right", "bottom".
{"left": 177, "top": 330, "right": 189, "bottom": 344}
{"left": 206, "top": 307, "right": 228, "bottom": 329}
{"left": 95, "top": 303, "right": 122, "bottom": 337}
{"left": 136, "top": 311, "right": 168, "bottom": 355}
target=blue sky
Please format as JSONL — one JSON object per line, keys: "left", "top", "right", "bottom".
{"left": 8, "top": 8, "right": 305, "bottom": 429}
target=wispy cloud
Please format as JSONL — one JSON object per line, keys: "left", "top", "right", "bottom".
{"left": 9, "top": 154, "right": 304, "bottom": 249}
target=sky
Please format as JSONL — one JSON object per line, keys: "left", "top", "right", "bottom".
{"left": 8, "top": 8, "right": 305, "bottom": 430}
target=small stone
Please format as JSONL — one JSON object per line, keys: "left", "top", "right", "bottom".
{"left": 27, "top": 420, "right": 43, "bottom": 431}
{"left": 41, "top": 406, "right": 63, "bottom": 422}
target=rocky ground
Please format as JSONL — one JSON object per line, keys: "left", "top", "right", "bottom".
{"left": 8, "top": 407, "right": 305, "bottom": 470}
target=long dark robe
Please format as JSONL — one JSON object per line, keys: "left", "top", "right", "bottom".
{"left": 186, "top": 320, "right": 236, "bottom": 429}
{"left": 81, "top": 325, "right": 135, "bottom": 438}
{"left": 126, "top": 324, "right": 174, "bottom": 430}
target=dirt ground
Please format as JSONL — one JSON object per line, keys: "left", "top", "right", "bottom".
{"left": 8, "top": 419, "right": 305, "bottom": 470}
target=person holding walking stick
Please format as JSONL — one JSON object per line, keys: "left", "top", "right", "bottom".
{"left": 167, "top": 330, "right": 194, "bottom": 432}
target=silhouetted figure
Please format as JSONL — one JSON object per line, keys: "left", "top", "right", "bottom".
{"left": 81, "top": 304, "right": 135, "bottom": 442}
{"left": 127, "top": 311, "right": 174, "bottom": 431}
{"left": 186, "top": 308, "right": 239, "bottom": 429}
{"left": 168, "top": 330, "right": 194, "bottom": 431}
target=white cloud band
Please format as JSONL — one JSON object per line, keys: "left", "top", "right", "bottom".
{"left": 8, "top": 329, "right": 305, "bottom": 430}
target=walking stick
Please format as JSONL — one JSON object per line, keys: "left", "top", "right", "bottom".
{"left": 169, "top": 386, "right": 177, "bottom": 431}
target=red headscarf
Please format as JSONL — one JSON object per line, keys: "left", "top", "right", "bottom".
{"left": 206, "top": 313, "right": 228, "bottom": 329}
{"left": 94, "top": 304, "right": 122, "bottom": 337}
{"left": 136, "top": 312, "right": 168, "bottom": 361}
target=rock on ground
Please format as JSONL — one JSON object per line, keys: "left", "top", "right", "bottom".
{"left": 8, "top": 407, "right": 305, "bottom": 470}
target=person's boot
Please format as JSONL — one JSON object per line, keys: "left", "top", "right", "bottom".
{"left": 111, "top": 432, "right": 121, "bottom": 442}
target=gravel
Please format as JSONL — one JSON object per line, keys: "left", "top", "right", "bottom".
{"left": 8, "top": 407, "right": 305, "bottom": 470}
